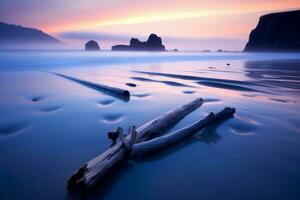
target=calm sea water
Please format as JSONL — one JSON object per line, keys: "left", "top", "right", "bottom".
{"left": 0, "top": 51, "right": 300, "bottom": 200}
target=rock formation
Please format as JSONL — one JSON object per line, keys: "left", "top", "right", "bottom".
{"left": 244, "top": 10, "right": 300, "bottom": 52}
{"left": 85, "top": 40, "right": 100, "bottom": 51}
{"left": 112, "top": 34, "right": 165, "bottom": 51}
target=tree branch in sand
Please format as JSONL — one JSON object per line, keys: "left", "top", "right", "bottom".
{"left": 68, "top": 97, "right": 204, "bottom": 190}
{"left": 131, "top": 107, "right": 235, "bottom": 156}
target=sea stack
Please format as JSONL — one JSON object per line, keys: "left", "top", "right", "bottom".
{"left": 244, "top": 10, "right": 300, "bottom": 52}
{"left": 85, "top": 40, "right": 100, "bottom": 51}
{"left": 112, "top": 34, "right": 165, "bottom": 51}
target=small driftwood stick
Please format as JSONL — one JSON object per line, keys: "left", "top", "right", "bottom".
{"left": 129, "top": 126, "right": 137, "bottom": 145}
{"left": 131, "top": 107, "right": 235, "bottom": 156}
{"left": 68, "top": 97, "right": 204, "bottom": 189}
{"left": 118, "top": 127, "right": 127, "bottom": 147}
{"left": 52, "top": 72, "right": 130, "bottom": 101}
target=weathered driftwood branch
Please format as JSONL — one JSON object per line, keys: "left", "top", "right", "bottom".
{"left": 52, "top": 72, "right": 130, "bottom": 101}
{"left": 68, "top": 97, "right": 204, "bottom": 190}
{"left": 131, "top": 107, "right": 235, "bottom": 156}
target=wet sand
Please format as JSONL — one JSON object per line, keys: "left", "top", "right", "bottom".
{"left": 0, "top": 51, "right": 300, "bottom": 200}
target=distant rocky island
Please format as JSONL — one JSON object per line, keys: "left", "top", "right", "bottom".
{"left": 112, "top": 34, "right": 165, "bottom": 51}
{"left": 85, "top": 40, "right": 100, "bottom": 51}
{"left": 244, "top": 10, "right": 300, "bottom": 52}
{"left": 0, "top": 21, "right": 61, "bottom": 47}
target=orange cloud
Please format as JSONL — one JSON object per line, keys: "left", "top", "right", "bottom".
{"left": 43, "top": 0, "right": 300, "bottom": 33}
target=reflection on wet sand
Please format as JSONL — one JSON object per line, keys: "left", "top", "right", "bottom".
{"left": 37, "top": 106, "right": 62, "bottom": 114}
{"left": 182, "top": 90, "right": 195, "bottom": 94}
{"left": 97, "top": 99, "right": 116, "bottom": 106}
{"left": 131, "top": 93, "right": 152, "bottom": 98}
{"left": 134, "top": 70, "right": 271, "bottom": 94}
{"left": 0, "top": 121, "right": 28, "bottom": 137}
{"left": 101, "top": 113, "right": 125, "bottom": 124}
{"left": 131, "top": 76, "right": 195, "bottom": 88}
{"left": 135, "top": 70, "right": 264, "bottom": 86}
{"left": 244, "top": 60, "right": 300, "bottom": 90}
{"left": 196, "top": 80, "right": 267, "bottom": 93}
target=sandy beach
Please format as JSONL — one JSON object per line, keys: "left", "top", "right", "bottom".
{"left": 0, "top": 51, "right": 300, "bottom": 199}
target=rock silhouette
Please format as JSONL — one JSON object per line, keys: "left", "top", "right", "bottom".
{"left": 85, "top": 40, "right": 100, "bottom": 51}
{"left": 244, "top": 10, "right": 300, "bottom": 52}
{"left": 0, "top": 21, "right": 61, "bottom": 46}
{"left": 112, "top": 34, "right": 165, "bottom": 51}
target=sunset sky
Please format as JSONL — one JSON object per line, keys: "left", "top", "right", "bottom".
{"left": 1, "top": 0, "right": 300, "bottom": 50}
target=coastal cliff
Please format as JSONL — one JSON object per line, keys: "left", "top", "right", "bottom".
{"left": 0, "top": 22, "right": 61, "bottom": 47}
{"left": 244, "top": 10, "right": 300, "bottom": 52}
{"left": 112, "top": 34, "right": 165, "bottom": 51}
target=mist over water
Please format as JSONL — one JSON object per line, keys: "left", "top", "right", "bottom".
{"left": 0, "top": 50, "right": 300, "bottom": 200}
{"left": 1, "top": 50, "right": 300, "bottom": 71}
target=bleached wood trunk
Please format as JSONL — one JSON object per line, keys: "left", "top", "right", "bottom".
{"left": 68, "top": 97, "right": 204, "bottom": 189}
{"left": 131, "top": 107, "right": 235, "bottom": 156}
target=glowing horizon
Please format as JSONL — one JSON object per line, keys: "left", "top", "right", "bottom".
{"left": 1, "top": 0, "right": 300, "bottom": 50}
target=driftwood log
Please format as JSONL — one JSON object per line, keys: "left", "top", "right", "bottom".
{"left": 131, "top": 107, "right": 235, "bottom": 156}
{"left": 68, "top": 97, "right": 204, "bottom": 189}
{"left": 52, "top": 72, "right": 130, "bottom": 101}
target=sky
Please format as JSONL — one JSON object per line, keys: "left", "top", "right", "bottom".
{"left": 1, "top": 0, "right": 300, "bottom": 50}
